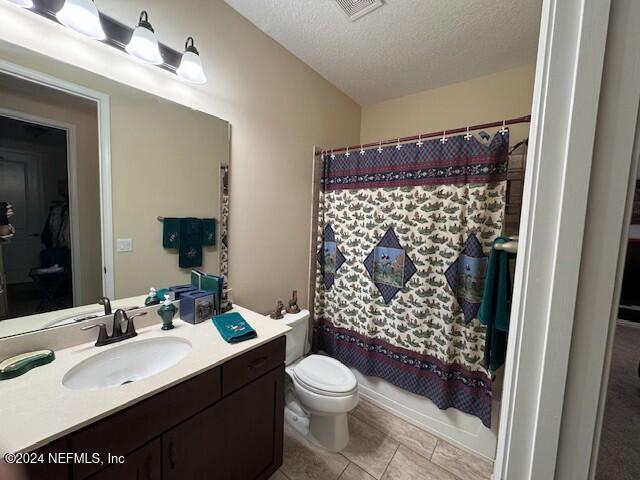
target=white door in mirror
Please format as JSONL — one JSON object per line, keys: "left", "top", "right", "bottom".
{"left": 62, "top": 337, "right": 192, "bottom": 390}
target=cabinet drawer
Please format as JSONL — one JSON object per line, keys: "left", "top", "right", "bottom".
{"left": 222, "top": 336, "right": 285, "bottom": 396}
{"left": 72, "top": 367, "right": 221, "bottom": 479}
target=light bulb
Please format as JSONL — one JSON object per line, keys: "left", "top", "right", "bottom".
{"left": 125, "top": 10, "right": 163, "bottom": 65}
{"left": 177, "top": 37, "right": 207, "bottom": 84}
{"left": 56, "top": 0, "right": 106, "bottom": 40}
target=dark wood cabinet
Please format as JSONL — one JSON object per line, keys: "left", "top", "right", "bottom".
{"left": 27, "top": 337, "right": 285, "bottom": 480}
{"left": 220, "top": 367, "right": 284, "bottom": 480}
{"left": 90, "top": 438, "right": 161, "bottom": 480}
{"left": 24, "top": 438, "right": 70, "bottom": 480}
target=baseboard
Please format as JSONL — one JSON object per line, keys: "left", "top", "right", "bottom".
{"left": 356, "top": 379, "right": 497, "bottom": 461}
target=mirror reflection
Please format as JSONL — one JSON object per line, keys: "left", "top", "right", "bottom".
{"left": 0, "top": 42, "right": 230, "bottom": 339}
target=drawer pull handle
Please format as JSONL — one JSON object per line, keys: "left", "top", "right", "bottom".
{"left": 168, "top": 441, "right": 177, "bottom": 469}
{"left": 248, "top": 356, "right": 268, "bottom": 370}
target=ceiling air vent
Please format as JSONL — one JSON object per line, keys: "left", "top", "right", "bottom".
{"left": 335, "top": 0, "right": 384, "bottom": 21}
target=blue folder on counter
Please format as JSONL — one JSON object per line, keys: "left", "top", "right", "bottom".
{"left": 212, "top": 312, "right": 257, "bottom": 343}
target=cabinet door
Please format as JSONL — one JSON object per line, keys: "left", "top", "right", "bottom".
{"left": 163, "top": 365, "right": 284, "bottom": 480}
{"left": 24, "top": 438, "right": 70, "bottom": 480}
{"left": 162, "top": 400, "right": 228, "bottom": 480}
{"left": 89, "top": 438, "right": 161, "bottom": 480}
{"left": 224, "top": 365, "right": 284, "bottom": 480}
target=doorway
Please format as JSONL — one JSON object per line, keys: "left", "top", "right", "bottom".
{"left": 0, "top": 68, "right": 104, "bottom": 320}
{"left": 0, "top": 115, "right": 74, "bottom": 317}
{"left": 593, "top": 162, "right": 640, "bottom": 480}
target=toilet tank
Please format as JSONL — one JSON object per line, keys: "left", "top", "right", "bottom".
{"left": 281, "top": 309, "right": 310, "bottom": 365}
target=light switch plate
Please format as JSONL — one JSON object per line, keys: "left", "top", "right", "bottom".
{"left": 116, "top": 238, "right": 133, "bottom": 252}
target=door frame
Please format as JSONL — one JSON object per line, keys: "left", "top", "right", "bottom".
{"left": 554, "top": 0, "right": 640, "bottom": 477}
{"left": 0, "top": 109, "right": 83, "bottom": 304}
{"left": 0, "top": 60, "right": 114, "bottom": 299}
{"left": 493, "top": 0, "right": 613, "bottom": 478}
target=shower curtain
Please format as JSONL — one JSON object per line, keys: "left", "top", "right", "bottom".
{"left": 312, "top": 131, "right": 509, "bottom": 427}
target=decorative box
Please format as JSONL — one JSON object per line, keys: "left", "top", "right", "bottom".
{"left": 180, "top": 290, "right": 215, "bottom": 325}
{"left": 169, "top": 284, "right": 199, "bottom": 300}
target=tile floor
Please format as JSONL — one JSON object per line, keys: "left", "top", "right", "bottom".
{"left": 270, "top": 398, "right": 493, "bottom": 480}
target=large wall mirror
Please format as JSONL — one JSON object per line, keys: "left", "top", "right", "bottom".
{"left": 0, "top": 40, "right": 230, "bottom": 338}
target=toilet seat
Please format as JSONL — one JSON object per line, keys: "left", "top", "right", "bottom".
{"left": 292, "top": 355, "right": 357, "bottom": 397}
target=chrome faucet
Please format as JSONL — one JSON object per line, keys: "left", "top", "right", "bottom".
{"left": 98, "top": 297, "right": 112, "bottom": 315}
{"left": 82, "top": 309, "right": 147, "bottom": 347}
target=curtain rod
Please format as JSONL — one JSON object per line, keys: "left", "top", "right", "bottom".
{"left": 317, "top": 114, "right": 532, "bottom": 155}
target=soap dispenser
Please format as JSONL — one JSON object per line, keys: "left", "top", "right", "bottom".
{"left": 145, "top": 287, "right": 160, "bottom": 306}
{"left": 158, "top": 294, "right": 177, "bottom": 330}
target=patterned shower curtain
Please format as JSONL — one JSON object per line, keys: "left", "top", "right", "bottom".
{"left": 312, "top": 131, "right": 509, "bottom": 427}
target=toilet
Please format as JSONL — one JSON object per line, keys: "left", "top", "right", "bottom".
{"left": 282, "top": 309, "right": 358, "bottom": 452}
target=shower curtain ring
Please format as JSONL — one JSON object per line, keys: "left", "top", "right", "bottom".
{"left": 345, "top": 146, "right": 350, "bottom": 157}
{"left": 417, "top": 134, "right": 423, "bottom": 147}
{"left": 331, "top": 149, "right": 335, "bottom": 159}
{"left": 500, "top": 120, "right": 508, "bottom": 135}
{"left": 395, "top": 137, "right": 402, "bottom": 150}
{"left": 377, "top": 140, "right": 383, "bottom": 153}
{"left": 440, "top": 130, "right": 448, "bottom": 144}
{"left": 360, "top": 144, "right": 365, "bottom": 155}
{"left": 465, "top": 126, "right": 472, "bottom": 140}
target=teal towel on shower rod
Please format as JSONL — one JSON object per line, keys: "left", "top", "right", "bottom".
{"left": 478, "top": 236, "right": 512, "bottom": 371}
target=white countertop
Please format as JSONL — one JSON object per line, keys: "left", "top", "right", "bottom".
{"left": 0, "top": 305, "right": 290, "bottom": 455}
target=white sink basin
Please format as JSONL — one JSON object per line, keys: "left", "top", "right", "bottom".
{"left": 62, "top": 337, "right": 192, "bottom": 391}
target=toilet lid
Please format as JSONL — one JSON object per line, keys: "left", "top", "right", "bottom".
{"left": 292, "top": 355, "right": 357, "bottom": 394}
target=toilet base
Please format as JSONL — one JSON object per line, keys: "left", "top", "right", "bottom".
{"left": 308, "top": 413, "right": 350, "bottom": 452}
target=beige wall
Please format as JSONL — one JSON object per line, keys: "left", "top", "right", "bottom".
{"left": 0, "top": 76, "right": 102, "bottom": 305}
{"left": 0, "top": 0, "right": 361, "bottom": 314}
{"left": 109, "top": 89, "right": 229, "bottom": 298}
{"left": 361, "top": 65, "right": 536, "bottom": 147}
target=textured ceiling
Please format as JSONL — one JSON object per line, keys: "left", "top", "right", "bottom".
{"left": 224, "top": 0, "right": 542, "bottom": 105}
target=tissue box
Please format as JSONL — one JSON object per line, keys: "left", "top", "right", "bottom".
{"left": 180, "top": 290, "right": 215, "bottom": 324}
{"left": 191, "top": 270, "right": 223, "bottom": 314}
{"left": 169, "top": 284, "right": 199, "bottom": 300}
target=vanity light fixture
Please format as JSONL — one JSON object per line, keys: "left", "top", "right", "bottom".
{"left": 177, "top": 37, "right": 207, "bottom": 84}
{"left": 56, "top": 0, "right": 106, "bottom": 40}
{"left": 126, "top": 10, "right": 163, "bottom": 65}
{"left": 16, "top": 2, "right": 206, "bottom": 83}
{"left": 6, "top": 0, "right": 33, "bottom": 8}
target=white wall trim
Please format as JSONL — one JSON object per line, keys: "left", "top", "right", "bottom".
{"left": 554, "top": 0, "right": 640, "bottom": 475}
{"left": 0, "top": 107, "right": 83, "bottom": 305}
{"left": 0, "top": 59, "right": 114, "bottom": 300}
{"left": 493, "top": 0, "right": 611, "bottom": 478}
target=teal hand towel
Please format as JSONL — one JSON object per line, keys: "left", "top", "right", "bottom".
{"left": 162, "top": 217, "right": 181, "bottom": 249}
{"left": 202, "top": 218, "right": 217, "bottom": 246}
{"left": 478, "top": 237, "right": 512, "bottom": 371}
{"left": 179, "top": 218, "right": 203, "bottom": 268}
{"left": 212, "top": 312, "right": 257, "bottom": 343}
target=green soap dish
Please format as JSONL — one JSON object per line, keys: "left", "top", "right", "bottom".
{"left": 0, "top": 350, "right": 55, "bottom": 380}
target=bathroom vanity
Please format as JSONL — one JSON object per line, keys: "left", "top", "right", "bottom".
{"left": 0, "top": 306, "right": 289, "bottom": 480}
{"left": 27, "top": 337, "right": 285, "bottom": 480}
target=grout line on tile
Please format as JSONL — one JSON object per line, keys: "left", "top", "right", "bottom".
{"left": 379, "top": 444, "right": 400, "bottom": 480}
{"left": 347, "top": 412, "right": 397, "bottom": 445}
{"left": 279, "top": 469, "right": 291, "bottom": 480}
{"left": 396, "top": 438, "right": 437, "bottom": 465}
{"left": 431, "top": 439, "right": 441, "bottom": 460}
{"left": 336, "top": 461, "right": 351, "bottom": 480}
